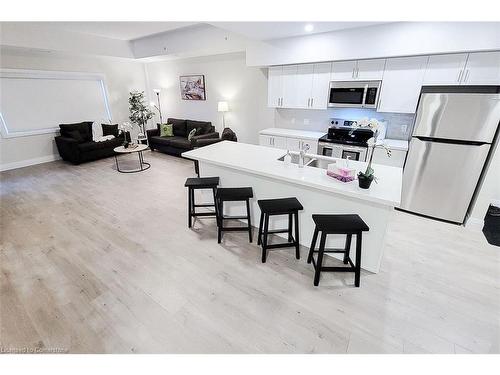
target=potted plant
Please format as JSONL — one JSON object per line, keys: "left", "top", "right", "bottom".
{"left": 128, "top": 91, "right": 153, "bottom": 141}
{"left": 356, "top": 120, "right": 391, "bottom": 189}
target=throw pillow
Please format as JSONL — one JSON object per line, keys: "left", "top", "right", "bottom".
{"left": 160, "top": 123, "right": 174, "bottom": 137}
{"left": 92, "top": 121, "right": 103, "bottom": 140}
{"left": 187, "top": 128, "right": 197, "bottom": 141}
{"left": 102, "top": 124, "right": 119, "bottom": 138}
{"left": 67, "top": 129, "right": 84, "bottom": 143}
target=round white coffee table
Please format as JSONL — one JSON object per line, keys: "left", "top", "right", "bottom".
{"left": 113, "top": 144, "right": 150, "bottom": 173}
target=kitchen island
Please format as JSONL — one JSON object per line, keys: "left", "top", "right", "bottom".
{"left": 183, "top": 141, "right": 402, "bottom": 273}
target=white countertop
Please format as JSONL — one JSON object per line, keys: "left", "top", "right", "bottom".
{"left": 376, "top": 139, "right": 409, "bottom": 151}
{"left": 261, "top": 127, "right": 409, "bottom": 151}
{"left": 183, "top": 141, "right": 402, "bottom": 207}
{"left": 259, "top": 127, "right": 326, "bottom": 140}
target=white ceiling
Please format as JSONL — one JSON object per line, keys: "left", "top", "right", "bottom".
{"left": 15, "top": 21, "right": 388, "bottom": 42}
{"left": 24, "top": 22, "right": 196, "bottom": 41}
{"left": 209, "top": 22, "right": 388, "bottom": 40}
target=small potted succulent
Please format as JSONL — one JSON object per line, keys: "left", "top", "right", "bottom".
{"left": 356, "top": 119, "right": 391, "bottom": 189}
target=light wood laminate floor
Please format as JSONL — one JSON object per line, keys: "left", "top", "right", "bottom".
{"left": 1, "top": 151, "right": 499, "bottom": 353}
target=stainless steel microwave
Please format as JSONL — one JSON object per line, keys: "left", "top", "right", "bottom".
{"left": 328, "top": 81, "right": 381, "bottom": 108}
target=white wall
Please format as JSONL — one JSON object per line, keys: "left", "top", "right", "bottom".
{"left": 275, "top": 108, "right": 415, "bottom": 140}
{"left": 0, "top": 48, "right": 147, "bottom": 170}
{"left": 144, "top": 52, "right": 274, "bottom": 144}
{"left": 247, "top": 22, "right": 500, "bottom": 66}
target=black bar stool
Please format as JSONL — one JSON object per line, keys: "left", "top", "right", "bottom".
{"left": 216, "top": 187, "right": 254, "bottom": 243}
{"left": 257, "top": 197, "right": 303, "bottom": 263}
{"left": 184, "top": 177, "right": 219, "bottom": 228}
{"left": 307, "top": 214, "right": 369, "bottom": 287}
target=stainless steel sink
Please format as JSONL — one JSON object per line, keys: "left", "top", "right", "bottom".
{"left": 306, "top": 158, "right": 335, "bottom": 169}
{"left": 278, "top": 153, "right": 337, "bottom": 170}
{"left": 277, "top": 153, "right": 315, "bottom": 166}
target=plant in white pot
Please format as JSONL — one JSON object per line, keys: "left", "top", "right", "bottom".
{"left": 128, "top": 91, "right": 153, "bottom": 141}
{"left": 355, "top": 118, "right": 391, "bottom": 189}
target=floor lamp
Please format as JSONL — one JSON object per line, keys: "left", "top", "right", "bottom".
{"left": 217, "top": 101, "right": 229, "bottom": 133}
{"left": 153, "top": 88, "right": 163, "bottom": 124}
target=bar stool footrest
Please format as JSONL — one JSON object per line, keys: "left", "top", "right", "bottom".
{"left": 222, "top": 215, "right": 250, "bottom": 220}
{"left": 310, "top": 248, "right": 347, "bottom": 254}
{"left": 192, "top": 212, "right": 216, "bottom": 217}
{"left": 266, "top": 228, "right": 290, "bottom": 234}
{"left": 310, "top": 257, "right": 355, "bottom": 269}
{"left": 265, "top": 242, "right": 298, "bottom": 250}
{"left": 321, "top": 266, "right": 355, "bottom": 272}
{"left": 220, "top": 226, "right": 250, "bottom": 231}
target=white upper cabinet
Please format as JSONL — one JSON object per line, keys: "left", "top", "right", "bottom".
{"left": 356, "top": 59, "right": 386, "bottom": 80}
{"left": 268, "top": 63, "right": 331, "bottom": 109}
{"left": 281, "top": 65, "right": 298, "bottom": 108}
{"left": 462, "top": 51, "right": 500, "bottom": 85}
{"left": 268, "top": 66, "right": 283, "bottom": 108}
{"left": 378, "top": 56, "right": 428, "bottom": 114}
{"left": 295, "top": 64, "right": 314, "bottom": 109}
{"left": 331, "top": 59, "right": 385, "bottom": 81}
{"left": 310, "top": 62, "right": 332, "bottom": 109}
{"left": 422, "top": 54, "right": 468, "bottom": 85}
{"left": 331, "top": 60, "right": 357, "bottom": 81}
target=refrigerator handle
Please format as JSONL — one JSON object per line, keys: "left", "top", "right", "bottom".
{"left": 414, "top": 136, "right": 488, "bottom": 146}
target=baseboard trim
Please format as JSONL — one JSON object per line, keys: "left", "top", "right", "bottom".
{"left": 0, "top": 154, "right": 61, "bottom": 172}
{"left": 465, "top": 217, "right": 484, "bottom": 231}
{"left": 490, "top": 199, "right": 500, "bottom": 208}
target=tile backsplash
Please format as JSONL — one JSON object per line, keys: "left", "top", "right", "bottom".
{"left": 274, "top": 108, "right": 415, "bottom": 140}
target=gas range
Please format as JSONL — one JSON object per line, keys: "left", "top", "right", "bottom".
{"left": 317, "top": 119, "right": 374, "bottom": 161}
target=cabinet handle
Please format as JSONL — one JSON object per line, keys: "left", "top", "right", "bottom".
{"left": 457, "top": 69, "right": 463, "bottom": 83}
{"left": 311, "top": 98, "right": 314, "bottom": 107}
{"left": 352, "top": 68, "right": 355, "bottom": 79}
{"left": 464, "top": 69, "right": 470, "bottom": 83}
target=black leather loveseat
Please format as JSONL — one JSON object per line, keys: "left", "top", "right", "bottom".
{"left": 147, "top": 118, "right": 219, "bottom": 156}
{"left": 55, "top": 122, "right": 127, "bottom": 165}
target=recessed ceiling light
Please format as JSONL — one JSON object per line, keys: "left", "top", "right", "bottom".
{"left": 304, "top": 24, "right": 314, "bottom": 32}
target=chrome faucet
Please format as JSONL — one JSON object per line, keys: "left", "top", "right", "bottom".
{"left": 298, "top": 143, "right": 310, "bottom": 168}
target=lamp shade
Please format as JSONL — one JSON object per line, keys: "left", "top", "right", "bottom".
{"left": 217, "top": 101, "right": 229, "bottom": 112}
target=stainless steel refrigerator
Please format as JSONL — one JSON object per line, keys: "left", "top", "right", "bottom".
{"left": 400, "top": 86, "right": 500, "bottom": 224}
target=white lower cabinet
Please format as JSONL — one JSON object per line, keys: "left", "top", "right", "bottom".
{"left": 371, "top": 147, "right": 407, "bottom": 168}
{"left": 259, "top": 135, "right": 274, "bottom": 147}
{"left": 260, "top": 133, "right": 319, "bottom": 153}
{"left": 273, "top": 136, "right": 287, "bottom": 149}
{"left": 259, "top": 134, "right": 287, "bottom": 149}
{"left": 286, "top": 137, "right": 301, "bottom": 151}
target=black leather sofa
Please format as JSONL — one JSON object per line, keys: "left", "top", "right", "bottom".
{"left": 55, "top": 122, "right": 127, "bottom": 165}
{"left": 147, "top": 118, "right": 219, "bottom": 156}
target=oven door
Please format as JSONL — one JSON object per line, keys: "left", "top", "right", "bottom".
{"left": 341, "top": 146, "right": 367, "bottom": 161}
{"left": 319, "top": 143, "right": 342, "bottom": 158}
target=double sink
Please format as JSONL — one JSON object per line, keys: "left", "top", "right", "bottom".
{"left": 277, "top": 153, "right": 333, "bottom": 169}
